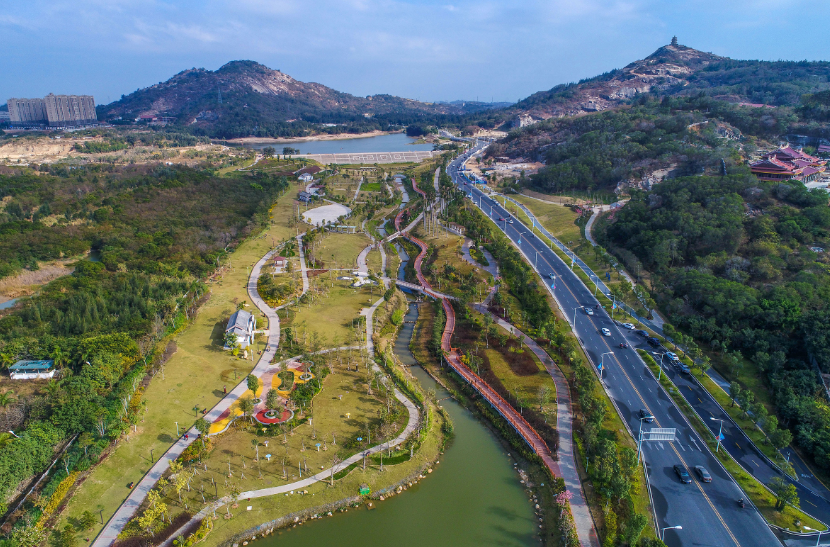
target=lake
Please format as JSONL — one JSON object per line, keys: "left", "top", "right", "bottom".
{"left": 241, "top": 133, "right": 434, "bottom": 155}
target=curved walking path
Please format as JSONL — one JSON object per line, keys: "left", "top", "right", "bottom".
{"left": 473, "top": 303, "right": 597, "bottom": 547}
{"left": 394, "top": 174, "right": 598, "bottom": 543}
{"left": 93, "top": 234, "right": 312, "bottom": 547}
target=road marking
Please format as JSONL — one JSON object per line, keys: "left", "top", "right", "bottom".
{"left": 752, "top": 460, "right": 759, "bottom": 467}
{"left": 677, "top": 442, "right": 686, "bottom": 451}
{"left": 689, "top": 436, "right": 702, "bottom": 451}
{"left": 698, "top": 397, "right": 703, "bottom": 403}
{"left": 736, "top": 442, "right": 741, "bottom": 449}
{"left": 807, "top": 499, "right": 817, "bottom": 507}
{"left": 533, "top": 244, "right": 742, "bottom": 546}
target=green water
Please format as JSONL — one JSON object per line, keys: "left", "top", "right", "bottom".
{"left": 261, "top": 303, "right": 537, "bottom": 547}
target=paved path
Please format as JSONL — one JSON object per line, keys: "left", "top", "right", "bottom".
{"left": 461, "top": 238, "right": 498, "bottom": 279}
{"left": 92, "top": 239, "right": 306, "bottom": 547}
{"left": 474, "top": 304, "right": 598, "bottom": 547}
{"left": 353, "top": 177, "right": 363, "bottom": 202}
{"left": 160, "top": 296, "right": 420, "bottom": 545}
{"left": 395, "top": 177, "right": 588, "bottom": 542}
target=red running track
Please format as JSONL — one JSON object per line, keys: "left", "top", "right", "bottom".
{"left": 396, "top": 184, "right": 560, "bottom": 480}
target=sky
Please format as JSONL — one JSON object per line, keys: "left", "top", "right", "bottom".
{"left": 2, "top": 0, "right": 829, "bottom": 106}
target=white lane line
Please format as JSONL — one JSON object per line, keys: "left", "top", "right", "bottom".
{"left": 689, "top": 436, "right": 702, "bottom": 451}
{"left": 677, "top": 442, "right": 686, "bottom": 451}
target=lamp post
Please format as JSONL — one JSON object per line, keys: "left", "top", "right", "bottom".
{"left": 175, "top": 422, "right": 179, "bottom": 437}
{"left": 661, "top": 525, "right": 682, "bottom": 541}
{"left": 599, "top": 351, "right": 614, "bottom": 381}
{"left": 711, "top": 417, "right": 725, "bottom": 453}
{"left": 8, "top": 430, "right": 20, "bottom": 439}
{"left": 573, "top": 306, "right": 583, "bottom": 326}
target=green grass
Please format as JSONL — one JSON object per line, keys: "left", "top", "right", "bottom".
{"left": 289, "top": 281, "right": 379, "bottom": 346}
{"left": 638, "top": 350, "right": 823, "bottom": 532}
{"left": 484, "top": 348, "right": 557, "bottom": 418}
{"left": 198, "top": 403, "right": 446, "bottom": 547}
{"left": 313, "top": 232, "right": 371, "bottom": 270}
{"left": 510, "top": 194, "right": 581, "bottom": 244}
{"left": 59, "top": 191, "right": 304, "bottom": 536}
{"left": 360, "top": 182, "right": 383, "bottom": 192}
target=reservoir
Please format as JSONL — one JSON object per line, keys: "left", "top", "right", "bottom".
{"left": 239, "top": 133, "right": 433, "bottom": 155}
{"left": 261, "top": 303, "right": 537, "bottom": 547}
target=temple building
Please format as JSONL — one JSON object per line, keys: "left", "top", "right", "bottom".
{"left": 750, "top": 146, "right": 827, "bottom": 183}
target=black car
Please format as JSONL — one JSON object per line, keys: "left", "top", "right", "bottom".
{"left": 674, "top": 464, "right": 692, "bottom": 484}
{"left": 636, "top": 330, "right": 649, "bottom": 337}
{"left": 639, "top": 409, "right": 654, "bottom": 423}
{"left": 647, "top": 337, "right": 661, "bottom": 348}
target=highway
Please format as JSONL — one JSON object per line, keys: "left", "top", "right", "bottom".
{"left": 447, "top": 143, "right": 782, "bottom": 547}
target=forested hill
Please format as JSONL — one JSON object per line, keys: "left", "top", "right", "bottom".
{"left": 509, "top": 40, "right": 830, "bottom": 122}
{"left": 100, "top": 60, "right": 502, "bottom": 139}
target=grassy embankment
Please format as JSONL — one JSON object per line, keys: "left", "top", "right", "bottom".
{"left": 638, "top": 349, "right": 824, "bottom": 532}
{"left": 470, "top": 205, "right": 659, "bottom": 543}
{"left": 58, "top": 190, "right": 311, "bottom": 536}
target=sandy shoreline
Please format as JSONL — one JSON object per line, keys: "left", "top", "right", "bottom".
{"left": 220, "top": 130, "right": 400, "bottom": 145}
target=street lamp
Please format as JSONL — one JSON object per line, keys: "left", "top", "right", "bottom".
{"left": 175, "top": 422, "right": 179, "bottom": 437}
{"left": 573, "top": 306, "right": 584, "bottom": 326}
{"left": 8, "top": 430, "right": 20, "bottom": 439}
{"left": 710, "top": 417, "right": 725, "bottom": 453}
{"left": 599, "top": 351, "right": 614, "bottom": 380}
{"left": 661, "top": 525, "right": 682, "bottom": 541}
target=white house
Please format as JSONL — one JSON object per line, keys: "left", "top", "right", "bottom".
{"left": 298, "top": 173, "right": 314, "bottom": 183}
{"left": 9, "top": 360, "right": 56, "bottom": 380}
{"left": 225, "top": 309, "right": 255, "bottom": 349}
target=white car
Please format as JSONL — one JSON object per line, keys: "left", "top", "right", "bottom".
{"left": 601, "top": 328, "right": 611, "bottom": 336}
{"left": 666, "top": 351, "right": 680, "bottom": 362}
{"left": 586, "top": 308, "right": 594, "bottom": 316}
{"left": 622, "top": 322, "right": 635, "bottom": 330}
{"left": 507, "top": 218, "right": 514, "bottom": 224}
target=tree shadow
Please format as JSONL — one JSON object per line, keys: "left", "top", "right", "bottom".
{"left": 157, "top": 433, "right": 174, "bottom": 443}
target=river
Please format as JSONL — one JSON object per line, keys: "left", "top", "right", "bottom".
{"left": 239, "top": 133, "right": 433, "bottom": 155}
{"left": 259, "top": 301, "right": 537, "bottom": 547}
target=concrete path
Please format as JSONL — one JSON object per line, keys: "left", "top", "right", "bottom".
{"left": 92, "top": 240, "right": 306, "bottom": 547}
{"left": 474, "top": 304, "right": 598, "bottom": 547}
{"left": 353, "top": 177, "right": 363, "bottom": 202}
{"left": 160, "top": 296, "right": 420, "bottom": 545}
{"left": 461, "top": 238, "right": 498, "bottom": 279}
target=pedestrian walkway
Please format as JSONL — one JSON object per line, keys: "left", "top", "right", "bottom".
{"left": 474, "top": 304, "right": 598, "bottom": 547}
{"left": 396, "top": 180, "right": 598, "bottom": 546}
{"left": 92, "top": 237, "right": 306, "bottom": 547}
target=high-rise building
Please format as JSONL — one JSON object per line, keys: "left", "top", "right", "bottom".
{"left": 7, "top": 94, "right": 97, "bottom": 127}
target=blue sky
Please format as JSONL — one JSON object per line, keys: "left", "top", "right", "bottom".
{"left": 2, "top": 0, "right": 828, "bottom": 106}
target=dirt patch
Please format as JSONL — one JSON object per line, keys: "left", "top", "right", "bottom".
{"left": 0, "top": 260, "right": 76, "bottom": 299}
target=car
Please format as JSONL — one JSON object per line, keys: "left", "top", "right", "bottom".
{"left": 586, "top": 308, "right": 594, "bottom": 316}
{"left": 549, "top": 274, "right": 555, "bottom": 280}
{"left": 678, "top": 363, "right": 691, "bottom": 374}
{"left": 601, "top": 328, "right": 611, "bottom": 336}
{"left": 622, "top": 322, "right": 635, "bottom": 330}
{"left": 639, "top": 409, "right": 654, "bottom": 423}
{"left": 636, "top": 330, "right": 649, "bottom": 337}
{"left": 498, "top": 217, "right": 504, "bottom": 222}
{"left": 665, "top": 351, "right": 679, "bottom": 361}
{"left": 647, "top": 337, "right": 661, "bottom": 348}
{"left": 674, "top": 464, "right": 692, "bottom": 484}
{"left": 694, "top": 465, "right": 712, "bottom": 483}
{"left": 508, "top": 218, "right": 514, "bottom": 224}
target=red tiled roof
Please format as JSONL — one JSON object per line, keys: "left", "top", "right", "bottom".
{"left": 802, "top": 166, "right": 821, "bottom": 176}
{"left": 295, "top": 166, "right": 322, "bottom": 175}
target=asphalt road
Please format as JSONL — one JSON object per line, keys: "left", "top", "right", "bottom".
{"left": 447, "top": 145, "right": 782, "bottom": 547}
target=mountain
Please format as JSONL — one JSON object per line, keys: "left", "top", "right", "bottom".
{"left": 509, "top": 39, "right": 830, "bottom": 124}
{"left": 101, "top": 60, "right": 501, "bottom": 138}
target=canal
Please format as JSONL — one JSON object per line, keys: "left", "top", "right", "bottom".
{"left": 261, "top": 302, "right": 537, "bottom": 546}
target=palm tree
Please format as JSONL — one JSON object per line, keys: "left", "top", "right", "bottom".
{"left": 0, "top": 390, "right": 16, "bottom": 408}
{"left": 51, "top": 346, "right": 68, "bottom": 370}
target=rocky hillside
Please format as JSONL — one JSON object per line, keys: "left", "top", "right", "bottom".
{"left": 100, "top": 60, "right": 499, "bottom": 138}
{"left": 508, "top": 39, "right": 830, "bottom": 125}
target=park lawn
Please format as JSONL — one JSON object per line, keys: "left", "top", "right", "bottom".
{"left": 289, "top": 281, "right": 379, "bottom": 348}
{"left": 175, "top": 365, "right": 402, "bottom": 508}
{"left": 199, "top": 402, "right": 444, "bottom": 547}
{"left": 412, "top": 227, "right": 490, "bottom": 299}
{"left": 360, "top": 182, "right": 383, "bottom": 192}
{"left": 312, "top": 232, "right": 370, "bottom": 270}
{"left": 484, "top": 348, "right": 556, "bottom": 419}
{"left": 366, "top": 248, "right": 382, "bottom": 275}
{"left": 58, "top": 191, "right": 301, "bottom": 536}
